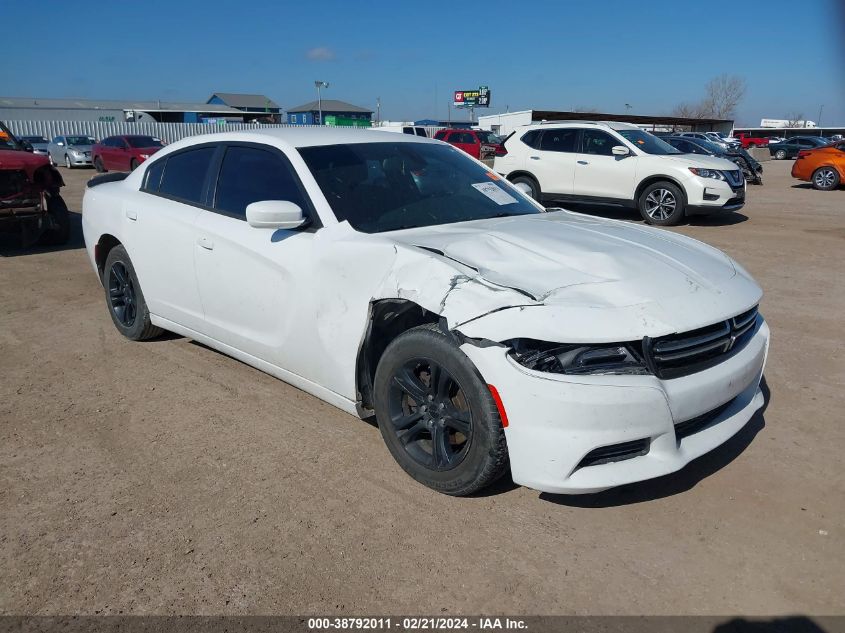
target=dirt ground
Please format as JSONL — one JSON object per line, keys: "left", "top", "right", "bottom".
{"left": 1, "top": 160, "right": 843, "bottom": 616}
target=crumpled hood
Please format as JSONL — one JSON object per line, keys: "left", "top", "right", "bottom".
{"left": 0, "top": 149, "right": 50, "bottom": 176}
{"left": 387, "top": 210, "right": 736, "bottom": 308}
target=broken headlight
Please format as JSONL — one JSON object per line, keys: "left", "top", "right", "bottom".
{"left": 505, "top": 338, "right": 649, "bottom": 376}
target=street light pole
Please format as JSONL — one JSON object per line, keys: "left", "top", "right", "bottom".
{"left": 314, "top": 81, "right": 329, "bottom": 125}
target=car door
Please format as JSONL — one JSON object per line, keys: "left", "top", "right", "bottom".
{"left": 525, "top": 127, "right": 578, "bottom": 196}
{"left": 100, "top": 138, "right": 118, "bottom": 170}
{"left": 124, "top": 146, "right": 215, "bottom": 332}
{"left": 193, "top": 143, "right": 318, "bottom": 367}
{"left": 573, "top": 128, "right": 638, "bottom": 201}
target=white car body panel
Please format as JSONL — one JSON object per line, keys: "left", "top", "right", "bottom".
{"left": 82, "top": 128, "right": 768, "bottom": 494}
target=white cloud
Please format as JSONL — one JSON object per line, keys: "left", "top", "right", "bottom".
{"left": 306, "top": 47, "right": 335, "bottom": 61}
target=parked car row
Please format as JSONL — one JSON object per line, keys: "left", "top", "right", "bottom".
{"left": 13, "top": 133, "right": 165, "bottom": 172}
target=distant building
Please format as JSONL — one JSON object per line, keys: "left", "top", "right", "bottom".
{"left": 207, "top": 93, "right": 281, "bottom": 122}
{"left": 286, "top": 99, "right": 372, "bottom": 126}
{"left": 0, "top": 96, "right": 252, "bottom": 123}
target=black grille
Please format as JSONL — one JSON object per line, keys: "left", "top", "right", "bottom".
{"left": 674, "top": 398, "right": 735, "bottom": 441}
{"left": 576, "top": 438, "right": 650, "bottom": 469}
{"left": 0, "top": 170, "right": 27, "bottom": 198}
{"left": 643, "top": 306, "right": 758, "bottom": 379}
{"left": 724, "top": 169, "right": 744, "bottom": 187}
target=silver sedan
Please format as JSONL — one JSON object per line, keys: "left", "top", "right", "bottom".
{"left": 48, "top": 135, "right": 96, "bottom": 168}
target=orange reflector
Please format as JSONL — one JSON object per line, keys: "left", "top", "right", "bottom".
{"left": 487, "top": 384, "right": 509, "bottom": 427}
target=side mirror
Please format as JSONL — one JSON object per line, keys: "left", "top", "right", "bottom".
{"left": 21, "top": 141, "right": 33, "bottom": 152}
{"left": 56, "top": 141, "right": 64, "bottom": 147}
{"left": 246, "top": 200, "right": 307, "bottom": 230}
{"left": 612, "top": 145, "right": 631, "bottom": 156}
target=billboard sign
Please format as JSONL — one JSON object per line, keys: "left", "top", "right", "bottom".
{"left": 454, "top": 86, "right": 491, "bottom": 108}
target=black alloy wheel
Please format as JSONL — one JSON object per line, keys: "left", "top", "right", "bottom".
{"left": 108, "top": 261, "right": 137, "bottom": 328}
{"left": 387, "top": 358, "right": 473, "bottom": 471}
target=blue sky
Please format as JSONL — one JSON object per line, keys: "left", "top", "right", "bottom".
{"left": 3, "top": 0, "right": 844, "bottom": 125}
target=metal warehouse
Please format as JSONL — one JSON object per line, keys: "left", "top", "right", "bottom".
{"left": 0, "top": 93, "right": 280, "bottom": 124}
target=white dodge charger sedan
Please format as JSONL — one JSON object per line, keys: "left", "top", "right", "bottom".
{"left": 82, "top": 128, "right": 769, "bottom": 496}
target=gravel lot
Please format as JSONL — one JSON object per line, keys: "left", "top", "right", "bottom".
{"left": 1, "top": 160, "right": 843, "bottom": 616}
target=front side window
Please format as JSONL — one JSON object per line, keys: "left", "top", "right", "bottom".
{"left": 581, "top": 130, "right": 619, "bottom": 156}
{"left": 298, "top": 142, "right": 541, "bottom": 234}
{"left": 214, "top": 146, "right": 307, "bottom": 218}
{"left": 539, "top": 129, "right": 576, "bottom": 153}
{"left": 158, "top": 147, "right": 216, "bottom": 204}
{"left": 434, "top": 130, "right": 447, "bottom": 140}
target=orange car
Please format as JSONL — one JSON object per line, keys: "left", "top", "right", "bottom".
{"left": 791, "top": 141, "right": 845, "bottom": 190}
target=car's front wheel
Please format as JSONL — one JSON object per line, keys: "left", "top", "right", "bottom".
{"left": 637, "top": 181, "right": 685, "bottom": 226}
{"left": 775, "top": 149, "right": 787, "bottom": 160}
{"left": 102, "top": 245, "right": 162, "bottom": 341}
{"left": 373, "top": 324, "right": 509, "bottom": 496}
{"left": 129, "top": 158, "right": 139, "bottom": 171}
{"left": 510, "top": 175, "right": 541, "bottom": 201}
{"left": 812, "top": 167, "right": 840, "bottom": 191}
{"left": 94, "top": 157, "right": 106, "bottom": 173}
{"left": 64, "top": 154, "right": 72, "bottom": 169}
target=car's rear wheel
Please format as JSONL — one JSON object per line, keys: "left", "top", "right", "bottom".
{"left": 812, "top": 167, "right": 840, "bottom": 191}
{"left": 38, "top": 193, "right": 71, "bottom": 246}
{"left": 129, "top": 158, "right": 139, "bottom": 171}
{"left": 103, "top": 245, "right": 162, "bottom": 341}
{"left": 94, "top": 157, "right": 106, "bottom": 173}
{"left": 637, "top": 181, "right": 685, "bottom": 226}
{"left": 510, "top": 175, "right": 540, "bottom": 201}
{"left": 373, "top": 324, "right": 509, "bottom": 496}
{"left": 775, "top": 149, "right": 787, "bottom": 160}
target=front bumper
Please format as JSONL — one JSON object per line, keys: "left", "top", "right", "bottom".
{"left": 67, "top": 153, "right": 93, "bottom": 166}
{"left": 684, "top": 177, "right": 746, "bottom": 215}
{"left": 460, "top": 317, "right": 769, "bottom": 494}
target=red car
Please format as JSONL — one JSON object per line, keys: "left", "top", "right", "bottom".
{"left": 434, "top": 128, "right": 503, "bottom": 159}
{"left": 92, "top": 135, "right": 164, "bottom": 172}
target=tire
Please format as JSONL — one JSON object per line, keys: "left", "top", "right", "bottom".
{"left": 510, "top": 175, "right": 541, "bottom": 201}
{"left": 373, "top": 324, "right": 509, "bottom": 496}
{"left": 102, "top": 245, "right": 162, "bottom": 341}
{"left": 812, "top": 166, "right": 840, "bottom": 191}
{"left": 38, "top": 193, "right": 71, "bottom": 246}
{"left": 129, "top": 158, "right": 139, "bottom": 171}
{"left": 64, "top": 154, "right": 72, "bottom": 169}
{"left": 637, "top": 181, "right": 686, "bottom": 226}
{"left": 775, "top": 149, "right": 787, "bottom": 160}
{"left": 94, "top": 157, "right": 106, "bottom": 173}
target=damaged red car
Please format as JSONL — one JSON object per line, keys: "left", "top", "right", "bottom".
{"left": 0, "top": 121, "right": 70, "bottom": 246}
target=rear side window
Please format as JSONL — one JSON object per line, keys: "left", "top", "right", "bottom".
{"left": 158, "top": 147, "right": 216, "bottom": 204}
{"left": 214, "top": 146, "right": 307, "bottom": 219}
{"left": 581, "top": 130, "right": 617, "bottom": 156}
{"left": 520, "top": 130, "right": 541, "bottom": 149}
{"left": 415, "top": 128, "right": 427, "bottom": 137}
{"left": 402, "top": 127, "right": 414, "bottom": 135}
{"left": 434, "top": 130, "right": 447, "bottom": 140}
{"left": 143, "top": 159, "right": 165, "bottom": 192}
{"left": 539, "top": 129, "right": 577, "bottom": 152}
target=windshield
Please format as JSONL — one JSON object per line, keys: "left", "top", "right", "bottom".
{"left": 67, "top": 136, "right": 95, "bottom": 145}
{"left": 474, "top": 130, "right": 499, "bottom": 144}
{"left": 696, "top": 139, "right": 728, "bottom": 154}
{"left": 299, "top": 142, "right": 541, "bottom": 233}
{"left": 22, "top": 136, "right": 49, "bottom": 144}
{"left": 616, "top": 130, "right": 681, "bottom": 155}
{"left": 126, "top": 136, "right": 163, "bottom": 148}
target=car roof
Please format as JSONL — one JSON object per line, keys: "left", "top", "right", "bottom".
{"left": 519, "top": 120, "right": 641, "bottom": 132}
{"left": 156, "top": 127, "right": 440, "bottom": 156}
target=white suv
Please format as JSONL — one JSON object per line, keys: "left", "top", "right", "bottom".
{"left": 494, "top": 122, "right": 746, "bottom": 225}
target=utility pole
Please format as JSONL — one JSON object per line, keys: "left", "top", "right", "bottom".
{"left": 314, "top": 81, "right": 329, "bottom": 125}
{"left": 818, "top": 104, "right": 824, "bottom": 132}
{"left": 376, "top": 97, "right": 381, "bottom": 125}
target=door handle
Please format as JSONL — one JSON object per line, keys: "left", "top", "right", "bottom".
{"left": 529, "top": 156, "right": 541, "bottom": 160}
{"left": 197, "top": 236, "right": 214, "bottom": 251}
{"left": 577, "top": 160, "right": 589, "bottom": 165}
{"left": 125, "top": 209, "right": 137, "bottom": 221}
